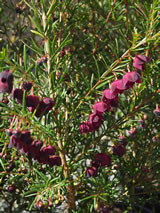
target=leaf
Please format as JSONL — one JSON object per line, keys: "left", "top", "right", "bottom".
{"left": 29, "top": 15, "right": 43, "bottom": 34}
{"left": 23, "top": 45, "right": 27, "bottom": 71}
{"left": 47, "top": 0, "right": 58, "bottom": 17}
{"left": 30, "top": 30, "right": 44, "bottom": 38}
{"left": 34, "top": 168, "right": 48, "bottom": 182}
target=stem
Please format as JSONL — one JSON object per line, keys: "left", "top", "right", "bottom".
{"left": 42, "top": 5, "right": 76, "bottom": 211}
{"left": 57, "top": 132, "right": 76, "bottom": 212}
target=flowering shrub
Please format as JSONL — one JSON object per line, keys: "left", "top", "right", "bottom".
{"left": 0, "top": 1, "right": 160, "bottom": 212}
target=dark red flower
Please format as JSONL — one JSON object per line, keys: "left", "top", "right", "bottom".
{"left": 101, "top": 89, "right": 119, "bottom": 107}
{"left": 22, "top": 81, "right": 33, "bottom": 92}
{"left": 118, "top": 136, "right": 128, "bottom": 146}
{"left": 122, "top": 71, "right": 141, "bottom": 89}
{"left": 112, "top": 145, "right": 126, "bottom": 157}
{"left": 26, "top": 95, "right": 40, "bottom": 108}
{"left": 48, "top": 155, "right": 62, "bottom": 166}
{"left": 38, "top": 98, "right": 56, "bottom": 114}
{"left": 92, "top": 153, "right": 111, "bottom": 168}
{"left": 7, "top": 185, "right": 16, "bottom": 193}
{"left": 28, "top": 140, "right": 43, "bottom": 159}
{"left": 12, "top": 88, "right": 24, "bottom": 104}
{"left": 36, "top": 145, "right": 56, "bottom": 164}
{"left": 93, "top": 101, "right": 111, "bottom": 115}
{"left": 88, "top": 113, "right": 103, "bottom": 131}
{"left": 85, "top": 167, "right": 97, "bottom": 178}
{"left": 20, "top": 130, "right": 31, "bottom": 143}
{"left": 41, "top": 145, "right": 56, "bottom": 156}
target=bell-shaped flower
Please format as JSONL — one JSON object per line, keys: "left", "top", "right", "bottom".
{"left": 122, "top": 71, "right": 141, "bottom": 89}
{"left": 110, "top": 79, "right": 127, "bottom": 95}
{"left": 93, "top": 101, "right": 111, "bottom": 115}
{"left": 102, "top": 89, "right": 119, "bottom": 107}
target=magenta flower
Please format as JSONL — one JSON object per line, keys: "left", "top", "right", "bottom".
{"left": 101, "top": 89, "right": 119, "bottom": 107}
{"left": 93, "top": 101, "right": 111, "bottom": 115}
{"left": 88, "top": 113, "right": 103, "bottom": 131}
{"left": 27, "top": 97, "right": 55, "bottom": 117}
{"left": 8, "top": 135, "right": 17, "bottom": 148}
{"left": 153, "top": 105, "right": 160, "bottom": 118}
{"left": 133, "top": 55, "right": 150, "bottom": 71}
{"left": 110, "top": 79, "right": 127, "bottom": 95}
{"left": 0, "top": 70, "right": 14, "bottom": 93}
{"left": 85, "top": 167, "right": 97, "bottom": 178}
{"left": 39, "top": 98, "right": 56, "bottom": 114}
{"left": 122, "top": 71, "right": 141, "bottom": 89}
{"left": 80, "top": 122, "right": 92, "bottom": 134}
{"left": 92, "top": 153, "right": 111, "bottom": 168}
{"left": 128, "top": 127, "right": 137, "bottom": 136}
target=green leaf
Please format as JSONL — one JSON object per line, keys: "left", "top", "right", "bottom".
{"left": 29, "top": 15, "right": 43, "bottom": 34}
{"left": 30, "top": 30, "right": 44, "bottom": 38}
{"left": 23, "top": 45, "right": 27, "bottom": 71}
{"left": 47, "top": 0, "right": 58, "bottom": 17}
{"left": 34, "top": 168, "right": 48, "bottom": 182}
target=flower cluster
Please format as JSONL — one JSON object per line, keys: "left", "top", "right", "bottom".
{"left": 80, "top": 55, "right": 150, "bottom": 134}
{"left": 0, "top": 70, "right": 14, "bottom": 94}
{"left": 12, "top": 88, "right": 55, "bottom": 118}
{"left": 85, "top": 153, "right": 111, "bottom": 178}
{"left": 86, "top": 137, "right": 128, "bottom": 178}
{"left": 6, "top": 129, "right": 61, "bottom": 167}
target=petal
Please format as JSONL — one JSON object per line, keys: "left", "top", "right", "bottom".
{"left": 136, "top": 55, "right": 150, "bottom": 63}
{"left": 133, "top": 62, "right": 143, "bottom": 70}
{"left": 133, "top": 57, "right": 144, "bottom": 65}
{"left": 93, "top": 101, "right": 110, "bottom": 115}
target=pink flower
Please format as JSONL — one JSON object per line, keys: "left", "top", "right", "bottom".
{"left": 0, "top": 70, "right": 14, "bottom": 93}
{"left": 102, "top": 89, "right": 119, "bottom": 107}
{"left": 122, "top": 71, "right": 141, "bottom": 89}
{"left": 153, "top": 105, "right": 160, "bottom": 118}
{"left": 133, "top": 55, "right": 150, "bottom": 71}
{"left": 110, "top": 79, "right": 127, "bottom": 95}
{"left": 85, "top": 167, "right": 98, "bottom": 178}
{"left": 92, "top": 101, "right": 111, "bottom": 115}
{"left": 92, "top": 153, "right": 111, "bottom": 168}
{"left": 79, "top": 122, "right": 92, "bottom": 134}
